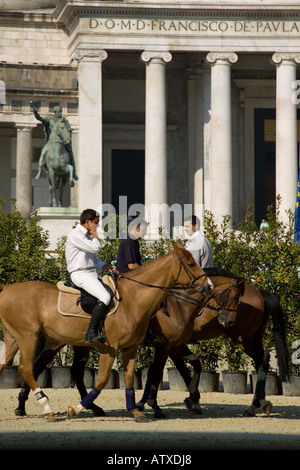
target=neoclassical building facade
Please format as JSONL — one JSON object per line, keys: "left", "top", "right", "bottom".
{"left": 0, "top": 0, "right": 299, "bottom": 242}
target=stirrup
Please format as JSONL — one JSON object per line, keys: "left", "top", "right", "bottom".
{"left": 85, "top": 330, "right": 106, "bottom": 344}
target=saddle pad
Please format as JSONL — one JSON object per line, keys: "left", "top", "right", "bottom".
{"left": 57, "top": 290, "right": 91, "bottom": 319}
{"left": 56, "top": 276, "right": 119, "bottom": 318}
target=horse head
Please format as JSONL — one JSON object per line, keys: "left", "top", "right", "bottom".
{"left": 214, "top": 278, "right": 245, "bottom": 328}
{"left": 171, "top": 241, "right": 214, "bottom": 295}
{"left": 52, "top": 119, "right": 71, "bottom": 145}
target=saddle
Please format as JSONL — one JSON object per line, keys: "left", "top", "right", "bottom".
{"left": 56, "top": 275, "right": 120, "bottom": 319}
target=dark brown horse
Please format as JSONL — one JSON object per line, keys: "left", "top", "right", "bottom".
{"left": 0, "top": 243, "right": 213, "bottom": 422}
{"left": 137, "top": 267, "right": 290, "bottom": 418}
{"left": 10, "top": 270, "right": 244, "bottom": 418}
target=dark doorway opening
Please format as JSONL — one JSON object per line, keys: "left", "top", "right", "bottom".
{"left": 254, "top": 109, "right": 276, "bottom": 225}
{"left": 111, "top": 149, "right": 145, "bottom": 214}
{"left": 254, "top": 109, "right": 300, "bottom": 225}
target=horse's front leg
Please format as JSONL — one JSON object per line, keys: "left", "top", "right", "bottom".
{"left": 70, "top": 346, "right": 105, "bottom": 417}
{"left": 122, "top": 347, "right": 149, "bottom": 423}
{"left": 67, "top": 349, "right": 116, "bottom": 420}
{"left": 136, "top": 347, "right": 168, "bottom": 419}
{"left": 170, "top": 345, "right": 202, "bottom": 415}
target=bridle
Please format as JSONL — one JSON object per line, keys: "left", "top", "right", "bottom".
{"left": 210, "top": 279, "right": 243, "bottom": 314}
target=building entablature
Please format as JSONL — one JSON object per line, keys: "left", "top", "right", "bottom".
{"left": 52, "top": 1, "right": 300, "bottom": 59}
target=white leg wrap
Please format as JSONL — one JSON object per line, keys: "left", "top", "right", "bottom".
{"left": 34, "top": 388, "right": 53, "bottom": 414}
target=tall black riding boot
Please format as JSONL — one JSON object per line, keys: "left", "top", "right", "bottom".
{"left": 85, "top": 301, "right": 108, "bottom": 344}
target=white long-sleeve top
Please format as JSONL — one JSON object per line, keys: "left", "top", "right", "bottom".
{"left": 185, "top": 230, "right": 214, "bottom": 268}
{"left": 65, "top": 223, "right": 105, "bottom": 273}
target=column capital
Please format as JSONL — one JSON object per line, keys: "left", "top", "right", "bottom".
{"left": 140, "top": 50, "right": 172, "bottom": 64}
{"left": 206, "top": 52, "right": 238, "bottom": 65}
{"left": 73, "top": 48, "right": 108, "bottom": 63}
{"left": 15, "top": 122, "right": 36, "bottom": 131}
{"left": 272, "top": 52, "right": 300, "bottom": 65}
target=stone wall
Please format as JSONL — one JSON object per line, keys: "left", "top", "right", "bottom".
{"left": 0, "top": 11, "right": 69, "bottom": 65}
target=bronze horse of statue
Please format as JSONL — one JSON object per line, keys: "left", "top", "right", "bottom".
{"left": 43, "top": 119, "right": 74, "bottom": 207}
{"left": 0, "top": 243, "right": 213, "bottom": 422}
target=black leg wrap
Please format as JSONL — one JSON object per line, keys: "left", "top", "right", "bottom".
{"left": 35, "top": 390, "right": 48, "bottom": 401}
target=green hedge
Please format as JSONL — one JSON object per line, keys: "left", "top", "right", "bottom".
{"left": 0, "top": 198, "right": 299, "bottom": 372}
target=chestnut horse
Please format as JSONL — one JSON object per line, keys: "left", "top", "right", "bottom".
{"left": 0, "top": 243, "right": 212, "bottom": 422}
{"left": 11, "top": 270, "right": 244, "bottom": 418}
{"left": 137, "top": 268, "right": 290, "bottom": 418}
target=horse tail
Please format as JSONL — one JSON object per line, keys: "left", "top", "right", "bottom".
{"left": 260, "top": 288, "right": 290, "bottom": 383}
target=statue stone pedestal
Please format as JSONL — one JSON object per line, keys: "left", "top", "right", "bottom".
{"left": 33, "top": 207, "right": 81, "bottom": 252}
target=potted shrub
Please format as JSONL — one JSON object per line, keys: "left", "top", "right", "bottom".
{"left": 50, "top": 345, "right": 73, "bottom": 388}
{"left": 189, "top": 338, "right": 224, "bottom": 392}
{"left": 221, "top": 337, "right": 250, "bottom": 394}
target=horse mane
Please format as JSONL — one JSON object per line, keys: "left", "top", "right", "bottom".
{"left": 203, "top": 266, "right": 241, "bottom": 279}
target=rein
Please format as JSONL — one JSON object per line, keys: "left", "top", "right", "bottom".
{"left": 115, "top": 253, "right": 208, "bottom": 294}
{"left": 163, "top": 278, "right": 243, "bottom": 316}
{"left": 111, "top": 254, "right": 242, "bottom": 315}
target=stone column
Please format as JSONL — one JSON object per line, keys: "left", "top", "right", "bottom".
{"left": 193, "top": 64, "right": 204, "bottom": 216}
{"left": 74, "top": 48, "right": 107, "bottom": 211}
{"left": 272, "top": 53, "right": 300, "bottom": 223}
{"left": 206, "top": 52, "right": 238, "bottom": 227}
{"left": 141, "top": 51, "right": 172, "bottom": 237}
{"left": 15, "top": 124, "right": 35, "bottom": 221}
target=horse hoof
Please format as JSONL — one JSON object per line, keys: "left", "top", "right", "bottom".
{"left": 134, "top": 413, "right": 149, "bottom": 423}
{"left": 191, "top": 403, "right": 203, "bottom": 415}
{"left": 14, "top": 408, "right": 27, "bottom": 417}
{"left": 42, "top": 412, "right": 56, "bottom": 422}
{"left": 243, "top": 409, "right": 256, "bottom": 417}
{"left": 92, "top": 406, "right": 105, "bottom": 417}
{"left": 184, "top": 397, "right": 193, "bottom": 411}
{"left": 136, "top": 401, "right": 145, "bottom": 412}
{"left": 262, "top": 401, "right": 272, "bottom": 416}
{"left": 67, "top": 405, "right": 77, "bottom": 420}
{"left": 153, "top": 408, "right": 167, "bottom": 419}
{"left": 131, "top": 409, "right": 149, "bottom": 423}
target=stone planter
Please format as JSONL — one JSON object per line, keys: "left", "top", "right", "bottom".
{"left": 94, "top": 369, "right": 116, "bottom": 389}
{"left": 167, "top": 367, "right": 188, "bottom": 391}
{"left": 199, "top": 370, "right": 219, "bottom": 392}
{"left": 117, "top": 370, "right": 141, "bottom": 389}
{"left": 141, "top": 368, "right": 163, "bottom": 390}
{"left": 37, "top": 368, "right": 49, "bottom": 388}
{"left": 83, "top": 369, "right": 94, "bottom": 389}
{"left": 222, "top": 370, "right": 247, "bottom": 394}
{"left": 282, "top": 374, "right": 300, "bottom": 396}
{"left": 0, "top": 366, "right": 20, "bottom": 388}
{"left": 251, "top": 371, "right": 278, "bottom": 395}
{"left": 50, "top": 366, "right": 72, "bottom": 388}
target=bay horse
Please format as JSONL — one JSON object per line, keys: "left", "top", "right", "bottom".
{"left": 11, "top": 269, "right": 244, "bottom": 418}
{"left": 0, "top": 242, "right": 213, "bottom": 422}
{"left": 137, "top": 268, "right": 290, "bottom": 418}
{"left": 44, "top": 119, "right": 74, "bottom": 207}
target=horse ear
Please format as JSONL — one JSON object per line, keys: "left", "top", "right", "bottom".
{"left": 171, "top": 241, "right": 185, "bottom": 253}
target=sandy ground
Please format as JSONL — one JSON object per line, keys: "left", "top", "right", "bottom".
{"left": 0, "top": 388, "right": 300, "bottom": 458}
